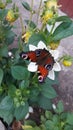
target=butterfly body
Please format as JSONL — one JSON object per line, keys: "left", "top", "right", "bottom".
{"left": 20, "top": 48, "right": 55, "bottom": 82}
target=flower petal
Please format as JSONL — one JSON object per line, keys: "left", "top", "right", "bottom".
{"left": 49, "top": 50, "right": 59, "bottom": 60}
{"left": 28, "top": 62, "right": 38, "bottom": 72}
{"left": 53, "top": 62, "right": 61, "bottom": 71}
{"left": 29, "top": 106, "right": 33, "bottom": 113}
{"left": 46, "top": 24, "right": 52, "bottom": 33}
{"left": 47, "top": 70, "right": 55, "bottom": 80}
{"left": 25, "top": 113, "right": 29, "bottom": 119}
{"left": 37, "top": 41, "right": 47, "bottom": 49}
{"left": 29, "top": 44, "right": 37, "bottom": 51}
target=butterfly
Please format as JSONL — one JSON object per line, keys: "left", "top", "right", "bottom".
{"left": 20, "top": 48, "right": 55, "bottom": 83}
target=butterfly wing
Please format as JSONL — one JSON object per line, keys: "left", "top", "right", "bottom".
{"left": 20, "top": 51, "right": 37, "bottom": 62}
{"left": 37, "top": 49, "right": 54, "bottom": 82}
{"left": 20, "top": 49, "right": 55, "bottom": 83}
{"left": 38, "top": 65, "right": 48, "bottom": 83}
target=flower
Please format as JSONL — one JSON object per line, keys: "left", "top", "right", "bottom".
{"left": 62, "top": 60, "right": 72, "bottom": 67}
{"left": 62, "top": 55, "right": 73, "bottom": 67}
{"left": 52, "top": 103, "right": 56, "bottom": 110}
{"left": 25, "top": 106, "right": 33, "bottom": 119}
{"left": 28, "top": 41, "right": 61, "bottom": 80}
{"left": 42, "top": 10, "right": 53, "bottom": 24}
{"left": 0, "top": 2, "right": 6, "bottom": 9}
{"left": 6, "top": 9, "right": 19, "bottom": 23}
{"left": 22, "top": 31, "right": 32, "bottom": 43}
{"left": 46, "top": 0, "right": 58, "bottom": 10}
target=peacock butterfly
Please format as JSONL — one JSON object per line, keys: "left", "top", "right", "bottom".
{"left": 20, "top": 48, "right": 55, "bottom": 83}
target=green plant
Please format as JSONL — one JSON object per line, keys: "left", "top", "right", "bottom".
{"left": 0, "top": 0, "right": 73, "bottom": 125}
{"left": 22, "top": 101, "right": 73, "bottom": 130}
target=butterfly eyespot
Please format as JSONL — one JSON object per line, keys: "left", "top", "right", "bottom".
{"left": 35, "top": 49, "right": 41, "bottom": 56}
{"left": 38, "top": 75, "right": 44, "bottom": 83}
{"left": 20, "top": 52, "right": 28, "bottom": 59}
{"left": 45, "top": 64, "right": 52, "bottom": 70}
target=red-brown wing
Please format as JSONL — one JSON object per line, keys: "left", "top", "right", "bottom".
{"left": 38, "top": 65, "right": 48, "bottom": 82}
{"left": 20, "top": 51, "right": 37, "bottom": 62}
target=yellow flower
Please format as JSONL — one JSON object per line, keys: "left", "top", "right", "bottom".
{"left": 22, "top": 125, "right": 32, "bottom": 130}
{"left": 0, "top": 2, "right": 6, "bottom": 9}
{"left": 49, "top": 41, "right": 60, "bottom": 50}
{"left": 46, "top": 0, "right": 57, "bottom": 10}
{"left": 62, "top": 55, "right": 73, "bottom": 67}
{"left": 22, "top": 31, "right": 32, "bottom": 43}
{"left": 6, "top": 9, "right": 18, "bottom": 23}
{"left": 42, "top": 10, "right": 53, "bottom": 24}
{"left": 62, "top": 60, "right": 72, "bottom": 67}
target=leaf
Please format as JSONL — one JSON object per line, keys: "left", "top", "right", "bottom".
{"left": 0, "top": 68, "right": 3, "bottom": 85}
{"left": 28, "top": 33, "right": 46, "bottom": 46}
{"left": 55, "top": 101, "right": 64, "bottom": 114}
{"left": 11, "top": 65, "right": 30, "bottom": 80}
{"left": 45, "top": 120, "right": 54, "bottom": 130}
{"left": 0, "top": 45, "right": 8, "bottom": 57}
{"left": 0, "top": 96, "right": 13, "bottom": 110}
{"left": 0, "top": 9, "right": 8, "bottom": 20}
{"left": 0, "top": 96, "right": 14, "bottom": 124}
{"left": 53, "top": 22, "right": 73, "bottom": 41}
{"left": 0, "top": 109, "right": 14, "bottom": 125}
{"left": 6, "top": 0, "right": 12, "bottom": 3}
{"left": 38, "top": 94, "right": 52, "bottom": 110}
{"left": 5, "top": 30, "right": 16, "bottom": 44}
{"left": 14, "top": 102, "right": 29, "bottom": 120}
{"left": 66, "top": 113, "right": 73, "bottom": 125}
{"left": 22, "top": 2, "right": 31, "bottom": 11}
{"left": 25, "top": 20, "right": 36, "bottom": 29}
{"left": 56, "top": 16, "right": 72, "bottom": 23}
{"left": 8, "top": 84, "right": 16, "bottom": 97}
{"left": 41, "top": 82, "right": 57, "bottom": 99}
{"left": 64, "top": 125, "right": 73, "bottom": 130}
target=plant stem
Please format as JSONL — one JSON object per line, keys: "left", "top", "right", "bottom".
{"left": 28, "top": 0, "right": 34, "bottom": 28}
{"left": 36, "top": 0, "right": 42, "bottom": 25}
{"left": 19, "top": 14, "right": 25, "bottom": 34}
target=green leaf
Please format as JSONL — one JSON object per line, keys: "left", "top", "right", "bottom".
{"left": 53, "top": 22, "right": 73, "bottom": 41}
{"left": 38, "top": 94, "right": 52, "bottom": 110}
{"left": 8, "top": 84, "right": 16, "bottom": 97}
{"left": 45, "top": 120, "right": 54, "bottom": 130}
{"left": 22, "top": 2, "right": 31, "bottom": 11}
{"left": 6, "top": 30, "right": 16, "bottom": 44}
{"left": 64, "top": 125, "right": 73, "bottom": 130}
{"left": 11, "top": 65, "right": 30, "bottom": 80}
{"left": 0, "top": 96, "right": 13, "bottom": 110}
{"left": 66, "top": 113, "right": 73, "bottom": 125}
{"left": 0, "top": 109, "right": 14, "bottom": 125}
{"left": 0, "top": 9, "right": 8, "bottom": 20}
{"left": 28, "top": 33, "right": 46, "bottom": 46}
{"left": 14, "top": 102, "right": 29, "bottom": 120}
{"left": 56, "top": 16, "right": 72, "bottom": 23}
{"left": 20, "top": 80, "right": 30, "bottom": 89}
{"left": 41, "top": 82, "right": 57, "bottom": 99}
{"left": 0, "top": 45, "right": 8, "bottom": 57}
{"left": 55, "top": 101, "right": 64, "bottom": 114}
{"left": 25, "top": 20, "right": 36, "bottom": 29}
{"left": 0, "top": 96, "right": 14, "bottom": 124}
{"left": 6, "top": 0, "right": 12, "bottom": 3}
{"left": 0, "top": 68, "right": 3, "bottom": 85}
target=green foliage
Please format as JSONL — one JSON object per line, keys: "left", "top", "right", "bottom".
{"left": 22, "top": 102, "right": 73, "bottom": 130}
{"left": 28, "top": 33, "right": 47, "bottom": 45}
{"left": 11, "top": 65, "right": 30, "bottom": 80}
{"left": 22, "top": 2, "right": 31, "bottom": 11}
{"left": 53, "top": 21, "right": 73, "bottom": 41}
{"left": 0, "top": 68, "right": 3, "bottom": 85}
{"left": 25, "top": 20, "right": 36, "bottom": 29}
{"left": 14, "top": 102, "right": 29, "bottom": 120}
{"left": 0, "top": 0, "right": 73, "bottom": 126}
